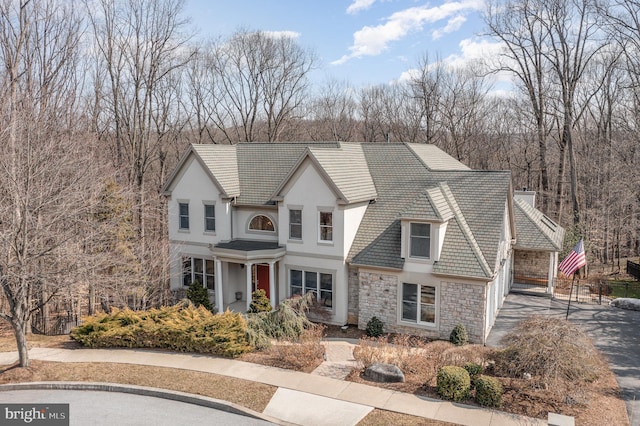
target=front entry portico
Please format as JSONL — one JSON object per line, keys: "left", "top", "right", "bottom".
{"left": 211, "top": 240, "right": 285, "bottom": 313}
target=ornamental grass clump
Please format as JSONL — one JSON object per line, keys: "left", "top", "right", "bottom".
{"left": 436, "top": 365, "right": 471, "bottom": 401}
{"left": 245, "top": 293, "right": 314, "bottom": 350}
{"left": 71, "top": 302, "right": 252, "bottom": 357}
{"left": 492, "top": 316, "right": 605, "bottom": 384}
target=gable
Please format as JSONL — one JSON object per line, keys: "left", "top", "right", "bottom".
{"left": 162, "top": 145, "right": 239, "bottom": 199}
{"left": 272, "top": 143, "right": 377, "bottom": 205}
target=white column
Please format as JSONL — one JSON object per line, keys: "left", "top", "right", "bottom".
{"left": 246, "top": 262, "right": 253, "bottom": 311}
{"left": 215, "top": 260, "right": 223, "bottom": 314}
{"left": 547, "top": 252, "right": 555, "bottom": 294}
{"left": 269, "top": 261, "right": 276, "bottom": 309}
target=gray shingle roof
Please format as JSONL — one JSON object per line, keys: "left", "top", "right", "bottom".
{"left": 235, "top": 142, "right": 338, "bottom": 205}
{"left": 406, "top": 143, "right": 471, "bottom": 171}
{"left": 349, "top": 144, "right": 512, "bottom": 279}
{"left": 191, "top": 145, "right": 240, "bottom": 198}
{"left": 307, "top": 143, "right": 377, "bottom": 204}
{"left": 400, "top": 185, "right": 454, "bottom": 222}
{"left": 513, "top": 198, "right": 565, "bottom": 251}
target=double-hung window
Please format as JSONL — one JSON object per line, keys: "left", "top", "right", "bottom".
{"left": 410, "top": 223, "right": 431, "bottom": 258}
{"left": 401, "top": 283, "right": 436, "bottom": 324}
{"left": 289, "top": 269, "right": 333, "bottom": 308}
{"left": 179, "top": 202, "right": 189, "bottom": 230}
{"left": 204, "top": 204, "right": 215, "bottom": 232}
{"left": 319, "top": 211, "right": 333, "bottom": 242}
{"left": 182, "top": 257, "right": 215, "bottom": 290}
{"left": 289, "top": 209, "right": 302, "bottom": 240}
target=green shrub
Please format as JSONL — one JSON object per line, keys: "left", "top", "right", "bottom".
{"left": 436, "top": 365, "right": 471, "bottom": 401}
{"left": 71, "top": 304, "right": 252, "bottom": 357}
{"left": 248, "top": 289, "right": 273, "bottom": 313}
{"left": 474, "top": 375, "right": 503, "bottom": 407}
{"left": 365, "top": 316, "right": 384, "bottom": 337}
{"left": 186, "top": 281, "right": 213, "bottom": 311}
{"left": 449, "top": 323, "right": 468, "bottom": 346}
{"left": 464, "top": 362, "right": 484, "bottom": 386}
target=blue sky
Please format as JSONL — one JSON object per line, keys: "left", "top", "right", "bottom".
{"left": 184, "top": 0, "right": 500, "bottom": 88}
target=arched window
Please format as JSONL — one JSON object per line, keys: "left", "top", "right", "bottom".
{"left": 249, "top": 215, "right": 275, "bottom": 232}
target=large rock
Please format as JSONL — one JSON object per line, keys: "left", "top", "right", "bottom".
{"left": 610, "top": 298, "right": 640, "bottom": 311}
{"left": 364, "top": 363, "right": 405, "bottom": 383}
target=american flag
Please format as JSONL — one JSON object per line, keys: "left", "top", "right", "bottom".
{"left": 559, "top": 239, "right": 586, "bottom": 276}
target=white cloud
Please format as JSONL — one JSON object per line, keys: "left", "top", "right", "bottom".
{"left": 394, "top": 36, "right": 520, "bottom": 96}
{"left": 431, "top": 15, "right": 467, "bottom": 40}
{"left": 333, "top": 0, "right": 484, "bottom": 65}
{"left": 347, "top": 0, "right": 376, "bottom": 14}
{"left": 263, "top": 30, "right": 300, "bottom": 39}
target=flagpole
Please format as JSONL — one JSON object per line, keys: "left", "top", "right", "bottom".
{"left": 565, "top": 274, "right": 576, "bottom": 320}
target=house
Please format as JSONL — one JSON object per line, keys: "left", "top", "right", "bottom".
{"left": 162, "top": 142, "right": 564, "bottom": 344}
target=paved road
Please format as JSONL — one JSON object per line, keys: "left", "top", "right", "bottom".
{"left": 0, "top": 389, "right": 274, "bottom": 426}
{"left": 487, "top": 292, "right": 640, "bottom": 426}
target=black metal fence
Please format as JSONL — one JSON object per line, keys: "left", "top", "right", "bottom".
{"left": 627, "top": 260, "right": 640, "bottom": 281}
{"left": 31, "top": 314, "right": 81, "bottom": 336}
{"left": 551, "top": 279, "right": 640, "bottom": 305}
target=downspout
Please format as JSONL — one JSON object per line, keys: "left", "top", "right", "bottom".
{"left": 230, "top": 197, "right": 235, "bottom": 240}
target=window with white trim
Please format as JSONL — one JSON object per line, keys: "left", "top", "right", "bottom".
{"left": 289, "top": 269, "right": 333, "bottom": 308}
{"left": 410, "top": 223, "right": 431, "bottom": 258}
{"left": 182, "top": 257, "right": 215, "bottom": 290}
{"left": 249, "top": 215, "right": 275, "bottom": 232}
{"left": 401, "top": 282, "right": 436, "bottom": 324}
{"left": 179, "top": 202, "right": 189, "bottom": 230}
{"left": 319, "top": 211, "right": 333, "bottom": 241}
{"left": 289, "top": 209, "right": 302, "bottom": 240}
{"left": 204, "top": 204, "right": 215, "bottom": 232}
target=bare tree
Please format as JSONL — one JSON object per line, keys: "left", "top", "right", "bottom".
{"left": 485, "top": 0, "right": 555, "bottom": 212}
{"left": 0, "top": 0, "right": 102, "bottom": 367}
{"left": 203, "top": 29, "right": 316, "bottom": 143}
{"left": 408, "top": 54, "right": 446, "bottom": 145}
{"left": 86, "top": 0, "right": 194, "bottom": 240}
{"left": 303, "top": 79, "right": 358, "bottom": 141}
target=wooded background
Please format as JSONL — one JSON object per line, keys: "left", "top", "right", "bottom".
{"left": 1, "top": 0, "right": 639, "bottom": 348}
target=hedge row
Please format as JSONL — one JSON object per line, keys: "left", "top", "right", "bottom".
{"left": 70, "top": 303, "right": 252, "bottom": 358}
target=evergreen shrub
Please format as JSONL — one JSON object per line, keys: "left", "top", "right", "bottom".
{"left": 365, "top": 316, "right": 384, "bottom": 337}
{"left": 474, "top": 375, "right": 503, "bottom": 407}
{"left": 449, "top": 323, "right": 468, "bottom": 346}
{"left": 436, "top": 365, "right": 471, "bottom": 401}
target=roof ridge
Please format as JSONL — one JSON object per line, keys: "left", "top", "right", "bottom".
{"left": 440, "top": 183, "right": 493, "bottom": 277}
{"left": 514, "top": 198, "right": 563, "bottom": 250}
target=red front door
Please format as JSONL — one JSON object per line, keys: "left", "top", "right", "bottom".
{"left": 256, "top": 264, "right": 270, "bottom": 299}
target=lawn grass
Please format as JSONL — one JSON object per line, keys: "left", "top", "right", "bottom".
{"left": 609, "top": 281, "right": 640, "bottom": 299}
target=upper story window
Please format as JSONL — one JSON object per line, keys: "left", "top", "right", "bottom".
{"left": 179, "top": 202, "right": 189, "bottom": 230}
{"left": 319, "top": 211, "right": 333, "bottom": 241}
{"left": 289, "top": 209, "right": 302, "bottom": 240}
{"left": 410, "top": 223, "right": 431, "bottom": 258}
{"left": 249, "top": 215, "right": 275, "bottom": 232}
{"left": 204, "top": 204, "right": 215, "bottom": 232}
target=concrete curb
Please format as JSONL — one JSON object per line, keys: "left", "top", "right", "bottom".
{"left": 0, "top": 382, "right": 288, "bottom": 425}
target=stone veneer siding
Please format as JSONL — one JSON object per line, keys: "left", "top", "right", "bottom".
{"left": 357, "top": 271, "right": 488, "bottom": 343}
{"left": 438, "top": 281, "right": 486, "bottom": 343}
{"left": 514, "top": 250, "right": 549, "bottom": 279}
{"left": 347, "top": 266, "right": 360, "bottom": 325}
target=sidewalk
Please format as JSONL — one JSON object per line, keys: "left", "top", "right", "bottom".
{"left": 0, "top": 346, "right": 545, "bottom": 426}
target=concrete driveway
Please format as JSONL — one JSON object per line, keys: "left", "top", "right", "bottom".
{"left": 487, "top": 292, "right": 640, "bottom": 426}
